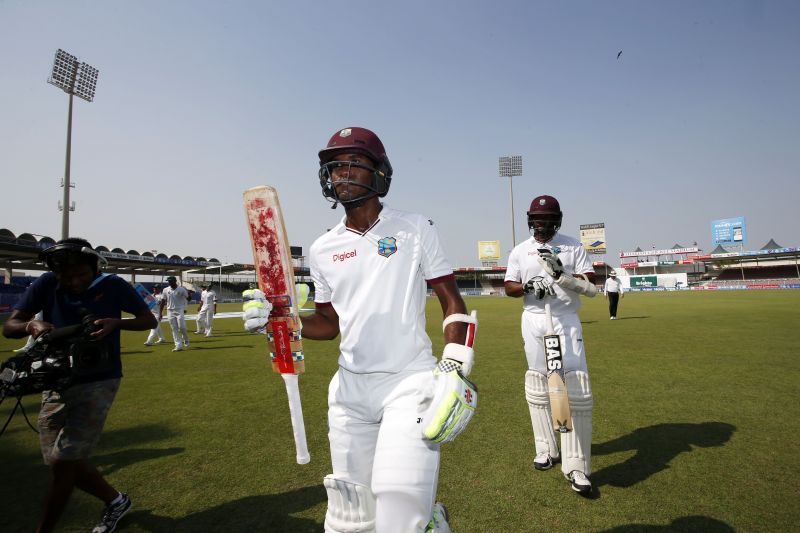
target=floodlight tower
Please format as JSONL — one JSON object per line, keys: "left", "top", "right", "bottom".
{"left": 499, "top": 156, "right": 523, "bottom": 247}
{"left": 47, "top": 49, "right": 99, "bottom": 239}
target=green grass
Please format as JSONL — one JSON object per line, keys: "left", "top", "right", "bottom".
{"left": 1, "top": 291, "right": 799, "bottom": 532}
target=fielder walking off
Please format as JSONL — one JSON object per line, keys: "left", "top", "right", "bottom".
{"left": 302, "top": 127, "right": 478, "bottom": 532}
{"left": 162, "top": 276, "right": 190, "bottom": 351}
{"left": 504, "top": 195, "right": 597, "bottom": 495}
{"left": 195, "top": 283, "right": 217, "bottom": 336}
{"left": 604, "top": 271, "right": 624, "bottom": 319}
{"left": 144, "top": 284, "right": 166, "bottom": 345}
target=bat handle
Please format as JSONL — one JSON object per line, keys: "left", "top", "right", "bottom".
{"left": 281, "top": 373, "right": 311, "bottom": 465}
{"left": 544, "top": 300, "right": 555, "bottom": 333}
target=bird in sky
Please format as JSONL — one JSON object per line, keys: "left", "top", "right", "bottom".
{"left": 617, "top": 50, "right": 623, "bottom": 60}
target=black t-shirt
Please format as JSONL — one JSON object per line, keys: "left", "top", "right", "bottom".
{"left": 15, "top": 272, "right": 150, "bottom": 383}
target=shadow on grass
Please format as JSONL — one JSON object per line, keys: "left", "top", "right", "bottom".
{"left": 599, "top": 515, "right": 734, "bottom": 532}
{"left": 186, "top": 344, "right": 256, "bottom": 350}
{"left": 592, "top": 422, "right": 735, "bottom": 488}
{"left": 126, "top": 485, "right": 326, "bottom": 532}
{"left": 100, "top": 423, "right": 181, "bottom": 448}
{"left": 95, "top": 447, "right": 184, "bottom": 476}
{"left": 614, "top": 316, "right": 650, "bottom": 320}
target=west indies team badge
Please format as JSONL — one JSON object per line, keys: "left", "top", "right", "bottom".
{"left": 377, "top": 237, "right": 397, "bottom": 258}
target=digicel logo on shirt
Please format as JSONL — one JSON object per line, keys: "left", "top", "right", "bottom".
{"left": 333, "top": 249, "right": 357, "bottom": 263}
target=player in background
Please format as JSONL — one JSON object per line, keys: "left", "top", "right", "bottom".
{"left": 604, "top": 271, "right": 624, "bottom": 319}
{"left": 504, "top": 195, "right": 597, "bottom": 495}
{"left": 162, "top": 276, "right": 190, "bottom": 351}
{"left": 195, "top": 283, "right": 217, "bottom": 336}
{"left": 301, "top": 127, "right": 477, "bottom": 532}
{"left": 143, "top": 284, "right": 166, "bottom": 345}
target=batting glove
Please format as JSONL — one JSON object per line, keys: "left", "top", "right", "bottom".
{"left": 536, "top": 249, "right": 564, "bottom": 279}
{"left": 523, "top": 276, "right": 555, "bottom": 299}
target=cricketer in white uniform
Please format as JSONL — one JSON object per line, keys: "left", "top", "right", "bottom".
{"left": 504, "top": 194, "right": 598, "bottom": 496}
{"left": 162, "top": 276, "right": 190, "bottom": 351}
{"left": 144, "top": 285, "right": 166, "bottom": 345}
{"left": 195, "top": 285, "right": 217, "bottom": 336}
{"left": 303, "top": 127, "right": 478, "bottom": 533}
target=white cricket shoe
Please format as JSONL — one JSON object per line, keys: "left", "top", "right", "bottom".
{"left": 610, "top": 316, "right": 616, "bottom": 320}
{"left": 172, "top": 346, "right": 183, "bottom": 352}
{"left": 534, "top": 452, "right": 560, "bottom": 471}
{"left": 425, "top": 502, "right": 451, "bottom": 533}
{"left": 566, "top": 470, "right": 592, "bottom": 495}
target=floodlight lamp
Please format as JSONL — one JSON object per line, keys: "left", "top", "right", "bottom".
{"left": 499, "top": 155, "right": 523, "bottom": 177}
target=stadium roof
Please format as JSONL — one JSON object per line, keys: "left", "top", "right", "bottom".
{"left": 710, "top": 245, "right": 730, "bottom": 254}
{"left": 0, "top": 228, "right": 307, "bottom": 279}
{"left": 761, "top": 238, "right": 783, "bottom": 250}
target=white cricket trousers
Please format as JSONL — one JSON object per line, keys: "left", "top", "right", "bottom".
{"left": 168, "top": 309, "right": 189, "bottom": 348}
{"left": 328, "top": 367, "right": 440, "bottom": 533}
{"left": 145, "top": 311, "right": 165, "bottom": 343}
{"left": 521, "top": 310, "right": 593, "bottom": 475}
{"left": 196, "top": 307, "right": 213, "bottom": 335}
{"left": 521, "top": 311, "right": 588, "bottom": 374}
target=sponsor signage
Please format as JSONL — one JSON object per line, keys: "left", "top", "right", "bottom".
{"left": 620, "top": 247, "right": 699, "bottom": 258}
{"left": 630, "top": 275, "right": 658, "bottom": 287}
{"left": 621, "top": 262, "right": 638, "bottom": 268}
{"left": 711, "top": 216, "right": 747, "bottom": 246}
{"left": 580, "top": 223, "right": 606, "bottom": 255}
{"left": 478, "top": 240, "right": 501, "bottom": 261}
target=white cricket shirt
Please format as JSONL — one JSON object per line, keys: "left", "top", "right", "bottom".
{"left": 505, "top": 233, "right": 594, "bottom": 316}
{"left": 310, "top": 205, "right": 453, "bottom": 374}
{"left": 604, "top": 277, "right": 624, "bottom": 294}
{"left": 200, "top": 289, "right": 216, "bottom": 309}
{"left": 162, "top": 285, "right": 189, "bottom": 311}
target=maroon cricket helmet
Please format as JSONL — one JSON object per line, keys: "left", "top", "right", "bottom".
{"left": 527, "top": 195, "right": 563, "bottom": 242}
{"left": 319, "top": 127, "right": 392, "bottom": 173}
{"left": 318, "top": 127, "right": 393, "bottom": 202}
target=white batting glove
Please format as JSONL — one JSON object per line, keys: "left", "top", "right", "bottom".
{"left": 535, "top": 249, "right": 564, "bottom": 279}
{"left": 523, "top": 276, "right": 555, "bottom": 300}
{"left": 420, "top": 363, "right": 478, "bottom": 444}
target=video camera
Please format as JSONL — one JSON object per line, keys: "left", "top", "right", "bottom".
{"left": 0, "top": 315, "right": 111, "bottom": 398}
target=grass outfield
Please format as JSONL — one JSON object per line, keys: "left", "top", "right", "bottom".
{"left": 1, "top": 291, "right": 799, "bottom": 532}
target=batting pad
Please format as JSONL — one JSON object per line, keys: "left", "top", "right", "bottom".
{"left": 324, "top": 475, "right": 376, "bottom": 533}
{"left": 525, "top": 370, "right": 559, "bottom": 458}
{"left": 561, "top": 371, "right": 593, "bottom": 475}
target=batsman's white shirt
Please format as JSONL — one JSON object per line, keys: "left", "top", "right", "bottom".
{"left": 310, "top": 205, "right": 453, "bottom": 374}
{"left": 162, "top": 286, "right": 189, "bottom": 311}
{"left": 505, "top": 233, "right": 593, "bottom": 316}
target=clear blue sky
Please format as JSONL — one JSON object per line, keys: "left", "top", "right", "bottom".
{"left": 2, "top": 1, "right": 798, "bottom": 267}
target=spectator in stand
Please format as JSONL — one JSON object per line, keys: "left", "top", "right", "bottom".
{"left": 604, "top": 271, "right": 624, "bottom": 320}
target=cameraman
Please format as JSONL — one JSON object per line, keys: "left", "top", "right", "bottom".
{"left": 2, "top": 238, "right": 156, "bottom": 533}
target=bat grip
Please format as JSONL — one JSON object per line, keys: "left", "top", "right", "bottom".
{"left": 544, "top": 301, "right": 555, "bottom": 334}
{"left": 281, "top": 373, "right": 311, "bottom": 465}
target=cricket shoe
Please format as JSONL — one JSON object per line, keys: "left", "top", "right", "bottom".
{"left": 565, "top": 470, "right": 592, "bottom": 495}
{"left": 425, "top": 502, "right": 451, "bottom": 533}
{"left": 93, "top": 492, "right": 132, "bottom": 533}
{"left": 534, "top": 452, "right": 560, "bottom": 471}
{"left": 172, "top": 346, "right": 183, "bottom": 352}
{"left": 143, "top": 342, "right": 154, "bottom": 346}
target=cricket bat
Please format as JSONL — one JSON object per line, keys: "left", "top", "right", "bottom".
{"left": 544, "top": 301, "right": 572, "bottom": 433}
{"left": 243, "top": 185, "right": 310, "bottom": 464}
